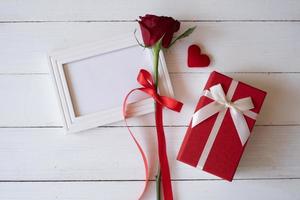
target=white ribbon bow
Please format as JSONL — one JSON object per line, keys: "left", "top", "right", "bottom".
{"left": 192, "top": 83, "right": 257, "bottom": 145}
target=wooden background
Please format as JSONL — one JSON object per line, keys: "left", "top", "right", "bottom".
{"left": 0, "top": 0, "right": 299, "bottom": 199}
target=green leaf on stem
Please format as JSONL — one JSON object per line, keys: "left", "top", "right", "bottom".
{"left": 169, "top": 26, "right": 197, "bottom": 47}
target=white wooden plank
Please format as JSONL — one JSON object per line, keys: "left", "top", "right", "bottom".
{"left": 0, "top": 74, "right": 61, "bottom": 127}
{"left": 0, "top": 22, "right": 299, "bottom": 73}
{"left": 167, "top": 22, "right": 300, "bottom": 73}
{"left": 0, "top": 179, "right": 299, "bottom": 200}
{"left": 0, "top": 126, "right": 299, "bottom": 180}
{"left": 0, "top": 0, "right": 299, "bottom": 21}
{"left": 0, "top": 73, "right": 299, "bottom": 127}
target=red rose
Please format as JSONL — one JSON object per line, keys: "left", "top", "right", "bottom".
{"left": 138, "top": 14, "right": 180, "bottom": 48}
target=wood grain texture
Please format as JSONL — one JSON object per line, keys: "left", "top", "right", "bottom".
{"left": 0, "top": 22, "right": 299, "bottom": 73}
{"left": 1, "top": 73, "right": 299, "bottom": 127}
{"left": 1, "top": 180, "right": 299, "bottom": 200}
{"left": 1, "top": 0, "right": 300, "bottom": 199}
{"left": 0, "top": 126, "right": 299, "bottom": 180}
{"left": 0, "top": 0, "right": 299, "bottom": 21}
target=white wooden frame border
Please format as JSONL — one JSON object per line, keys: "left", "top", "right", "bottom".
{"left": 48, "top": 35, "right": 174, "bottom": 133}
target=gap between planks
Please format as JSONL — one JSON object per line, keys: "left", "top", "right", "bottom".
{"left": 1, "top": 124, "right": 300, "bottom": 129}
{"left": 1, "top": 72, "right": 300, "bottom": 76}
{"left": 1, "top": 177, "right": 300, "bottom": 183}
{"left": 0, "top": 20, "right": 300, "bottom": 23}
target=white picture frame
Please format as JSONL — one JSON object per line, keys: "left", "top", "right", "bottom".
{"left": 48, "top": 35, "right": 174, "bottom": 133}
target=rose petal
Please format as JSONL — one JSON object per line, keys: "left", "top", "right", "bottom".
{"left": 138, "top": 21, "right": 152, "bottom": 46}
{"left": 138, "top": 14, "right": 181, "bottom": 48}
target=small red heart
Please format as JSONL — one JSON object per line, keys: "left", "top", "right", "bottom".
{"left": 187, "top": 44, "right": 210, "bottom": 67}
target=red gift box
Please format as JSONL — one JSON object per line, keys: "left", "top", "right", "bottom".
{"left": 177, "top": 71, "right": 267, "bottom": 181}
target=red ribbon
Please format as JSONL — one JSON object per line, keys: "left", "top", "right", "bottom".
{"left": 123, "top": 69, "right": 183, "bottom": 200}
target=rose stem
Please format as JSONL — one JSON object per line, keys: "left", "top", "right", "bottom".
{"left": 153, "top": 41, "right": 161, "bottom": 200}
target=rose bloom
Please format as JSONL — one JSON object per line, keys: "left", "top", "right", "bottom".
{"left": 138, "top": 14, "right": 180, "bottom": 48}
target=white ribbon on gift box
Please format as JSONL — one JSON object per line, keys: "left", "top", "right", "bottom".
{"left": 191, "top": 80, "right": 258, "bottom": 168}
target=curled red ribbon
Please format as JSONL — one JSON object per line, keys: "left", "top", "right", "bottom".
{"left": 123, "top": 69, "right": 183, "bottom": 200}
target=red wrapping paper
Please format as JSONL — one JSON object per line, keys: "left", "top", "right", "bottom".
{"left": 177, "top": 71, "right": 267, "bottom": 181}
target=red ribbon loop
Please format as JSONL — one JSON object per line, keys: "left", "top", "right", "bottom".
{"left": 137, "top": 69, "right": 183, "bottom": 112}
{"left": 123, "top": 69, "right": 183, "bottom": 200}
